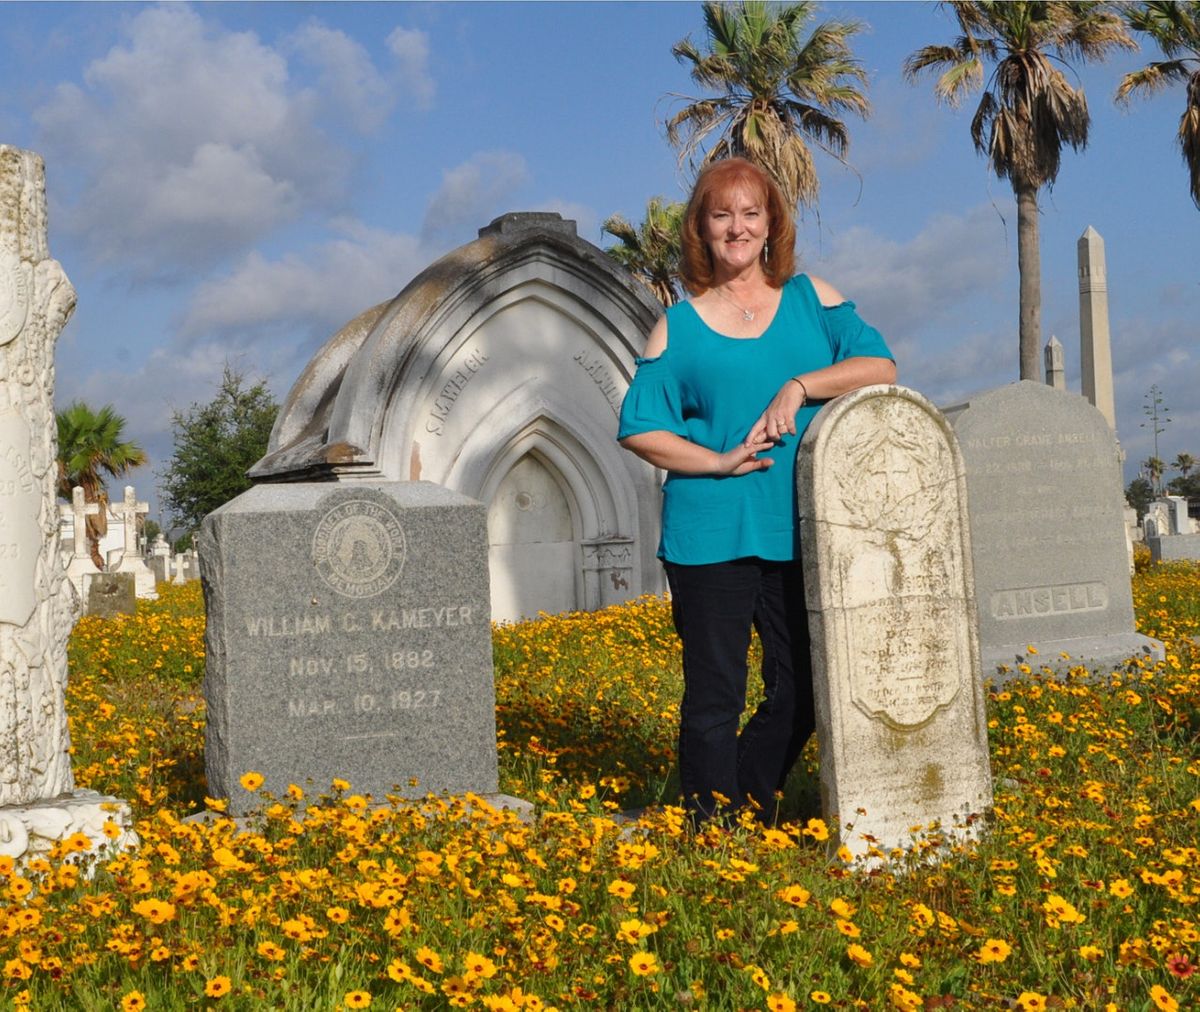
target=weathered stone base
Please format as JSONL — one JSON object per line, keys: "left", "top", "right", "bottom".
{"left": 0, "top": 790, "right": 138, "bottom": 871}
{"left": 1149, "top": 534, "right": 1200, "bottom": 563}
{"left": 983, "top": 632, "right": 1164, "bottom": 682}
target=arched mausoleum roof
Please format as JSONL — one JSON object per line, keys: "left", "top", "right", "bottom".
{"left": 250, "top": 212, "right": 661, "bottom": 482}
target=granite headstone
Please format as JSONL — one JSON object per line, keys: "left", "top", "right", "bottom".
{"left": 945, "top": 382, "right": 1162, "bottom": 675}
{"left": 200, "top": 481, "right": 499, "bottom": 815}
{"left": 797, "top": 385, "right": 993, "bottom": 861}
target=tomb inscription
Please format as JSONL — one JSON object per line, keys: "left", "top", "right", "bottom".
{"left": 425, "top": 347, "right": 489, "bottom": 436}
{"left": 201, "top": 481, "right": 499, "bottom": 814}
{"left": 947, "top": 381, "right": 1162, "bottom": 673}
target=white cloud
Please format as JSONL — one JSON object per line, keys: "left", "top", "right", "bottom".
{"left": 386, "top": 26, "right": 435, "bottom": 109}
{"left": 421, "top": 151, "right": 530, "bottom": 243}
{"left": 33, "top": 4, "right": 401, "bottom": 276}
{"left": 181, "top": 218, "right": 427, "bottom": 342}
{"left": 288, "top": 21, "right": 394, "bottom": 132}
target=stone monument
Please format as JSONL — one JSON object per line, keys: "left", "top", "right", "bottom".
{"left": 110, "top": 485, "right": 156, "bottom": 599}
{"left": 946, "top": 381, "right": 1162, "bottom": 675}
{"left": 247, "top": 212, "right": 662, "bottom": 623}
{"left": 797, "top": 385, "right": 992, "bottom": 861}
{"left": 1078, "top": 226, "right": 1116, "bottom": 430}
{"left": 1044, "top": 335, "right": 1065, "bottom": 391}
{"left": 0, "top": 145, "right": 135, "bottom": 861}
{"left": 200, "top": 481, "right": 500, "bottom": 815}
{"left": 61, "top": 486, "right": 99, "bottom": 601}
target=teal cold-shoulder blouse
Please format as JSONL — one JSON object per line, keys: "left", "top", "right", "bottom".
{"left": 617, "top": 274, "right": 893, "bottom": 565}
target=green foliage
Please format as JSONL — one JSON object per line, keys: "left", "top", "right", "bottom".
{"left": 55, "top": 400, "right": 148, "bottom": 566}
{"left": 1126, "top": 475, "right": 1155, "bottom": 520}
{"left": 160, "top": 366, "right": 278, "bottom": 535}
{"left": 667, "top": 0, "right": 869, "bottom": 212}
{"left": 602, "top": 197, "right": 686, "bottom": 306}
{"left": 1167, "top": 471, "right": 1200, "bottom": 498}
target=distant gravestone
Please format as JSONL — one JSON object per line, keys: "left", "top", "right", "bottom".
{"left": 62, "top": 486, "right": 99, "bottom": 601}
{"left": 797, "top": 385, "right": 992, "bottom": 860}
{"left": 946, "top": 382, "right": 1162, "bottom": 675}
{"left": 110, "top": 486, "right": 156, "bottom": 599}
{"left": 199, "top": 481, "right": 499, "bottom": 815}
{"left": 85, "top": 572, "right": 136, "bottom": 619}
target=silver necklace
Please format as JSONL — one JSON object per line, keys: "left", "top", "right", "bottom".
{"left": 712, "top": 285, "right": 755, "bottom": 322}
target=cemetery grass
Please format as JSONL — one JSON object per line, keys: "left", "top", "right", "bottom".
{"left": 10, "top": 569, "right": 1196, "bottom": 1011}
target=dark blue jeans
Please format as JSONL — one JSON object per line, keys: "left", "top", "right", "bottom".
{"left": 664, "top": 558, "right": 814, "bottom": 824}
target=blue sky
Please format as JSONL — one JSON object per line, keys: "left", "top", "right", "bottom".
{"left": 1, "top": 1, "right": 1196, "bottom": 522}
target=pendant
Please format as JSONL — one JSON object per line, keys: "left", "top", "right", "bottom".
{"left": 743, "top": 310, "right": 754, "bottom": 322}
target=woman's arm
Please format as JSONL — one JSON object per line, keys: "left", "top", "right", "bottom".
{"left": 618, "top": 315, "right": 776, "bottom": 475}
{"left": 748, "top": 276, "right": 896, "bottom": 443}
{"left": 620, "top": 428, "right": 776, "bottom": 476}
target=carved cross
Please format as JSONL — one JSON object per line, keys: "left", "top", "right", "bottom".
{"left": 67, "top": 486, "right": 100, "bottom": 561}
{"left": 110, "top": 485, "right": 149, "bottom": 555}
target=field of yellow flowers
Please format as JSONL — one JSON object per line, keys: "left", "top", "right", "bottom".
{"left": 7, "top": 563, "right": 1197, "bottom": 1009}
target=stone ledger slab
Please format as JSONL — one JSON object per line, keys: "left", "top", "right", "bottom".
{"left": 797, "top": 385, "right": 993, "bottom": 860}
{"left": 200, "top": 481, "right": 499, "bottom": 815}
{"left": 945, "top": 382, "right": 1162, "bottom": 676}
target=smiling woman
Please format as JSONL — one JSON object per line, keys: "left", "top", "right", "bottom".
{"left": 617, "top": 157, "right": 895, "bottom": 826}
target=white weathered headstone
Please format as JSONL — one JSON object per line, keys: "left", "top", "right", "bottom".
{"left": 110, "top": 486, "right": 156, "bottom": 599}
{"left": 797, "top": 385, "right": 993, "bottom": 861}
{"left": 0, "top": 145, "right": 135, "bottom": 862}
{"left": 172, "top": 552, "right": 187, "bottom": 584}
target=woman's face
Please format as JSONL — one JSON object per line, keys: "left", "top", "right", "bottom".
{"left": 701, "top": 183, "right": 769, "bottom": 278}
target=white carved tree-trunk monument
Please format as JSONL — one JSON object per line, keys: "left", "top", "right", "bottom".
{"left": 0, "top": 145, "right": 135, "bottom": 862}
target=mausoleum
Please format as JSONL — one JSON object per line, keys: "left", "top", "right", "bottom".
{"left": 251, "top": 213, "right": 664, "bottom": 622}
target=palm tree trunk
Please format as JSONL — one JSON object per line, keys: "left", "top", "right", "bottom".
{"left": 1015, "top": 182, "right": 1043, "bottom": 382}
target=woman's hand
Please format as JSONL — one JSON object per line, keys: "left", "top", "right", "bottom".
{"left": 715, "top": 436, "right": 777, "bottom": 476}
{"left": 747, "top": 378, "right": 806, "bottom": 445}
{"left": 620, "top": 429, "right": 775, "bottom": 476}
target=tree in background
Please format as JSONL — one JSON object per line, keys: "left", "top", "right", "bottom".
{"left": 666, "top": 1, "right": 869, "bottom": 214}
{"left": 602, "top": 197, "right": 686, "bottom": 306}
{"left": 56, "top": 401, "right": 148, "bottom": 568}
{"left": 1118, "top": 1, "right": 1200, "bottom": 209}
{"left": 1167, "top": 452, "right": 1200, "bottom": 499}
{"left": 1126, "top": 475, "right": 1155, "bottom": 520}
{"left": 1144, "top": 455, "right": 1167, "bottom": 494}
{"left": 905, "top": 1, "right": 1135, "bottom": 382}
{"left": 160, "top": 367, "right": 278, "bottom": 537}
{"left": 1172, "top": 450, "right": 1197, "bottom": 478}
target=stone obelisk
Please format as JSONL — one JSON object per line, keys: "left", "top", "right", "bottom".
{"left": 1078, "top": 226, "right": 1116, "bottom": 430}
{"left": 0, "top": 146, "right": 135, "bottom": 863}
{"left": 1044, "top": 335, "right": 1065, "bottom": 391}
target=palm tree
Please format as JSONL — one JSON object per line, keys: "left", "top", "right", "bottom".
{"left": 56, "top": 401, "right": 147, "bottom": 568}
{"left": 1118, "top": 1, "right": 1200, "bottom": 209}
{"left": 602, "top": 197, "right": 686, "bottom": 306}
{"left": 905, "top": 2, "right": 1135, "bottom": 382}
{"left": 1173, "top": 450, "right": 1197, "bottom": 477}
{"left": 666, "top": 1, "right": 869, "bottom": 214}
{"left": 1144, "top": 455, "right": 1167, "bottom": 494}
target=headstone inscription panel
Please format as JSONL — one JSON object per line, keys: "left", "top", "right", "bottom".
{"left": 797, "top": 385, "right": 992, "bottom": 860}
{"left": 945, "top": 382, "right": 1162, "bottom": 675}
{"left": 200, "top": 481, "right": 499, "bottom": 815}
{"left": 0, "top": 411, "right": 40, "bottom": 626}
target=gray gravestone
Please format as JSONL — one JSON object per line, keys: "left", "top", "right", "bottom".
{"left": 1149, "top": 534, "right": 1200, "bottom": 563}
{"left": 945, "top": 382, "right": 1162, "bottom": 676}
{"left": 85, "top": 572, "right": 136, "bottom": 619}
{"left": 199, "top": 481, "right": 499, "bottom": 815}
{"left": 798, "top": 386, "right": 992, "bottom": 861}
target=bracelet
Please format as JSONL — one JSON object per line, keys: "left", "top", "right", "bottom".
{"left": 790, "top": 377, "right": 808, "bottom": 403}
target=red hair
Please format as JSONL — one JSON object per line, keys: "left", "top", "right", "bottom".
{"left": 678, "top": 158, "right": 796, "bottom": 295}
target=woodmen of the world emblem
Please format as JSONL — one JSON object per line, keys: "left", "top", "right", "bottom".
{"left": 312, "top": 498, "right": 406, "bottom": 598}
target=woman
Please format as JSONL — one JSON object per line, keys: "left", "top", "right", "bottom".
{"left": 618, "top": 158, "right": 895, "bottom": 825}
